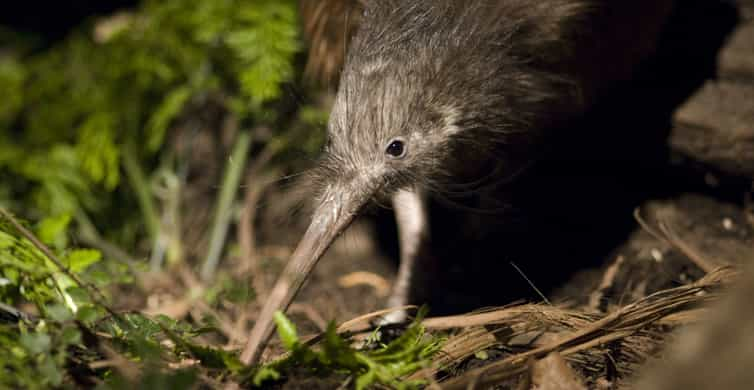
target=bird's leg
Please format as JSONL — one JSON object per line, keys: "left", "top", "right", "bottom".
{"left": 383, "top": 188, "right": 435, "bottom": 323}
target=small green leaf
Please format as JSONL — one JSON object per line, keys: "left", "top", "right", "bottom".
{"left": 356, "top": 369, "right": 376, "bottom": 390}
{"left": 185, "top": 343, "right": 244, "bottom": 371}
{"left": 146, "top": 86, "right": 192, "bottom": 152}
{"left": 273, "top": 311, "right": 298, "bottom": 350}
{"left": 75, "top": 305, "right": 100, "bottom": 324}
{"left": 60, "top": 325, "right": 82, "bottom": 345}
{"left": 46, "top": 304, "right": 74, "bottom": 322}
{"left": 88, "top": 269, "right": 113, "bottom": 285}
{"left": 38, "top": 354, "right": 64, "bottom": 386}
{"left": 35, "top": 214, "right": 72, "bottom": 249}
{"left": 65, "top": 249, "right": 102, "bottom": 273}
{"left": 253, "top": 366, "right": 281, "bottom": 387}
{"left": 76, "top": 113, "right": 121, "bottom": 189}
{"left": 65, "top": 286, "right": 92, "bottom": 304}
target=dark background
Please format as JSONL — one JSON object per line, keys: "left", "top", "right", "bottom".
{"left": 1, "top": 1, "right": 137, "bottom": 41}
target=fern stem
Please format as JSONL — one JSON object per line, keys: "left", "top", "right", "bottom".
{"left": 121, "top": 144, "right": 161, "bottom": 243}
{"left": 200, "top": 130, "right": 252, "bottom": 282}
{"left": 0, "top": 208, "right": 123, "bottom": 322}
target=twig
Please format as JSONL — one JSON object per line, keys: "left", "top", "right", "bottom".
{"left": 633, "top": 208, "right": 670, "bottom": 245}
{"left": 200, "top": 130, "right": 252, "bottom": 282}
{"left": 511, "top": 262, "right": 551, "bottom": 305}
{"left": 230, "top": 311, "right": 251, "bottom": 348}
{"left": 121, "top": 143, "right": 161, "bottom": 243}
{"left": 745, "top": 189, "right": 754, "bottom": 228}
{"left": 0, "top": 208, "right": 122, "bottom": 321}
{"left": 238, "top": 137, "right": 277, "bottom": 298}
{"left": 337, "top": 272, "right": 391, "bottom": 298}
{"left": 99, "top": 344, "right": 140, "bottom": 381}
{"left": 658, "top": 221, "right": 718, "bottom": 273}
{"left": 238, "top": 180, "right": 268, "bottom": 292}
{"left": 193, "top": 300, "right": 247, "bottom": 344}
{"left": 290, "top": 303, "right": 328, "bottom": 332}
{"left": 588, "top": 256, "right": 625, "bottom": 312}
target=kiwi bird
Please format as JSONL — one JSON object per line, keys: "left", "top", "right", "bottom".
{"left": 241, "top": 0, "right": 674, "bottom": 364}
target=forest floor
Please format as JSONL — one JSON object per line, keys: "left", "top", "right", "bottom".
{"left": 23, "top": 0, "right": 750, "bottom": 388}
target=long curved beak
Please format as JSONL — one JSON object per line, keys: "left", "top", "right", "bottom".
{"left": 240, "top": 179, "right": 376, "bottom": 364}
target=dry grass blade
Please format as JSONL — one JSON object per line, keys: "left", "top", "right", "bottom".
{"left": 337, "top": 305, "right": 418, "bottom": 333}
{"left": 422, "top": 304, "right": 587, "bottom": 330}
{"left": 589, "top": 255, "right": 625, "bottom": 311}
{"left": 290, "top": 303, "right": 328, "bottom": 332}
{"left": 657, "top": 221, "right": 718, "bottom": 273}
{"left": 97, "top": 344, "right": 140, "bottom": 382}
{"left": 440, "top": 268, "right": 736, "bottom": 389}
{"left": 238, "top": 132, "right": 278, "bottom": 298}
{"left": 338, "top": 271, "right": 391, "bottom": 298}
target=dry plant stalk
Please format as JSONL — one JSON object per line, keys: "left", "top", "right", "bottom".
{"left": 435, "top": 268, "right": 735, "bottom": 389}
{"left": 238, "top": 139, "right": 278, "bottom": 298}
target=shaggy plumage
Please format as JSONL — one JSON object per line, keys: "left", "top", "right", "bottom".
{"left": 243, "top": 0, "right": 675, "bottom": 364}
{"left": 312, "top": 0, "right": 673, "bottom": 201}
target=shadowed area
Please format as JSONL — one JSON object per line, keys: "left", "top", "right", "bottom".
{"left": 0, "top": 1, "right": 136, "bottom": 41}
{"left": 372, "top": 0, "right": 743, "bottom": 315}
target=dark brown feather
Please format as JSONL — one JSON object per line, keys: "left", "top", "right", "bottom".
{"left": 309, "top": 0, "right": 674, "bottom": 201}
{"left": 300, "top": 0, "right": 363, "bottom": 85}
{"left": 301, "top": 0, "right": 673, "bottom": 93}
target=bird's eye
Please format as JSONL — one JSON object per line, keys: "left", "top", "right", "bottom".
{"left": 385, "top": 138, "right": 406, "bottom": 159}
